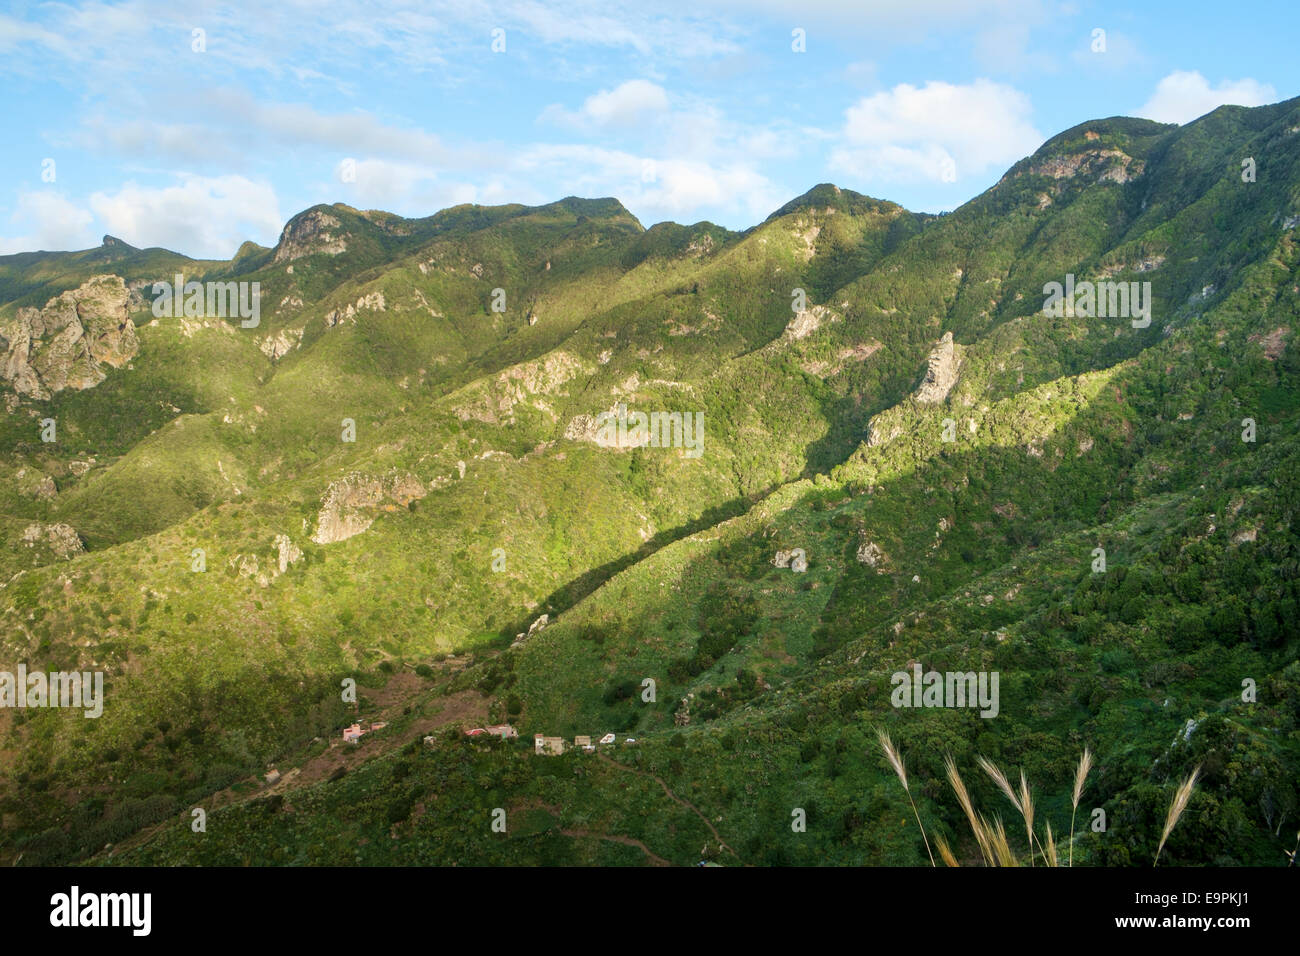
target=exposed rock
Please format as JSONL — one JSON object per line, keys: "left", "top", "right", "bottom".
{"left": 22, "top": 522, "right": 85, "bottom": 560}
{"left": 1, "top": 275, "right": 138, "bottom": 399}
{"left": 1099, "top": 253, "right": 1165, "bottom": 277}
{"left": 259, "top": 327, "right": 304, "bottom": 360}
{"left": 273, "top": 210, "right": 347, "bottom": 263}
{"left": 773, "top": 549, "right": 807, "bottom": 572}
{"left": 686, "top": 234, "right": 714, "bottom": 257}
{"left": 1028, "top": 148, "right": 1143, "bottom": 184}
{"left": 456, "top": 351, "right": 588, "bottom": 425}
{"left": 324, "top": 292, "right": 386, "bottom": 327}
{"left": 783, "top": 304, "right": 836, "bottom": 341}
{"left": 172, "top": 315, "right": 237, "bottom": 338}
{"left": 15, "top": 469, "right": 58, "bottom": 500}
{"left": 312, "top": 472, "right": 427, "bottom": 544}
{"left": 511, "top": 614, "right": 550, "bottom": 648}
{"left": 32, "top": 475, "right": 57, "bottom": 500}
{"left": 855, "top": 538, "right": 889, "bottom": 571}
{"left": 235, "top": 553, "right": 260, "bottom": 580}
{"left": 792, "top": 218, "right": 820, "bottom": 261}
{"left": 914, "top": 332, "right": 961, "bottom": 404}
{"left": 275, "top": 534, "right": 302, "bottom": 574}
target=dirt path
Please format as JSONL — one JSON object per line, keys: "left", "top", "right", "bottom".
{"left": 595, "top": 752, "right": 736, "bottom": 857}
{"left": 559, "top": 828, "right": 672, "bottom": 866}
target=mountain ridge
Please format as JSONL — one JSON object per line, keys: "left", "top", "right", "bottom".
{"left": 2, "top": 96, "right": 1298, "bottom": 868}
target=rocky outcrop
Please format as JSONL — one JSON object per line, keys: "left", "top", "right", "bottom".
{"left": 275, "top": 534, "right": 302, "bottom": 574}
{"left": 324, "top": 292, "right": 386, "bottom": 327}
{"left": 792, "top": 217, "right": 820, "bottom": 261}
{"left": 1028, "top": 148, "right": 1143, "bottom": 184}
{"left": 914, "top": 332, "right": 961, "bottom": 404}
{"left": 273, "top": 209, "right": 347, "bottom": 263}
{"left": 511, "top": 614, "right": 549, "bottom": 648}
{"left": 1099, "top": 253, "right": 1165, "bottom": 278}
{"left": 259, "top": 327, "right": 304, "bottom": 360}
{"left": 227, "top": 533, "right": 305, "bottom": 587}
{"left": 773, "top": 549, "right": 808, "bottom": 572}
{"left": 782, "top": 304, "right": 837, "bottom": 341}
{"left": 13, "top": 467, "right": 57, "bottom": 500}
{"left": 1, "top": 275, "right": 138, "bottom": 399}
{"left": 312, "top": 472, "right": 426, "bottom": 544}
{"left": 456, "top": 352, "right": 588, "bottom": 425}
{"left": 22, "top": 522, "right": 85, "bottom": 560}
{"left": 855, "top": 537, "right": 889, "bottom": 572}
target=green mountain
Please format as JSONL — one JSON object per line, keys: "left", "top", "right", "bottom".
{"left": 2, "top": 99, "right": 1298, "bottom": 867}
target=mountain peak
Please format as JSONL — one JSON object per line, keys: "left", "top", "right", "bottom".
{"left": 764, "top": 183, "right": 900, "bottom": 222}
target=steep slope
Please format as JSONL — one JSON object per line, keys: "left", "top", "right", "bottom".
{"left": 3, "top": 98, "right": 1299, "bottom": 868}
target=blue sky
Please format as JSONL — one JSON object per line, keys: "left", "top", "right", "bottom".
{"left": 1, "top": 0, "right": 1296, "bottom": 258}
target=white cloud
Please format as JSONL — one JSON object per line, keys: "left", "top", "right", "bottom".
{"left": 583, "top": 80, "right": 670, "bottom": 125}
{"left": 75, "top": 93, "right": 495, "bottom": 173}
{"left": 516, "top": 144, "right": 782, "bottom": 224}
{"left": 0, "top": 191, "right": 97, "bottom": 254}
{"left": 829, "top": 79, "right": 1041, "bottom": 184}
{"left": 87, "top": 175, "right": 283, "bottom": 258}
{"left": 336, "top": 158, "right": 478, "bottom": 213}
{"left": 506, "top": 1, "right": 740, "bottom": 57}
{"left": 1136, "top": 71, "right": 1278, "bottom": 125}
{"left": 542, "top": 80, "right": 670, "bottom": 129}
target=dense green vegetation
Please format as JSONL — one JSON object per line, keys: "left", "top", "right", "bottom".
{"left": 2, "top": 99, "right": 1298, "bottom": 867}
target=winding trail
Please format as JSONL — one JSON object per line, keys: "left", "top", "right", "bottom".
{"left": 559, "top": 828, "right": 672, "bottom": 866}
{"left": 596, "top": 752, "right": 737, "bottom": 857}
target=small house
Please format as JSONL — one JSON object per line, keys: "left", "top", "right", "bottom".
{"left": 343, "top": 723, "right": 364, "bottom": 743}
{"left": 599, "top": 733, "right": 616, "bottom": 745}
{"left": 485, "top": 724, "right": 518, "bottom": 739}
{"left": 534, "top": 734, "right": 565, "bottom": 755}
{"left": 574, "top": 735, "right": 592, "bottom": 748}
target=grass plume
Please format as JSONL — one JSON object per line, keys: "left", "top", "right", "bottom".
{"left": 935, "top": 833, "right": 960, "bottom": 867}
{"left": 877, "top": 729, "right": 935, "bottom": 866}
{"left": 945, "top": 755, "right": 994, "bottom": 866}
{"left": 1068, "top": 747, "right": 1093, "bottom": 867}
{"left": 1154, "top": 765, "right": 1200, "bottom": 866}
{"left": 1044, "top": 821, "right": 1059, "bottom": 867}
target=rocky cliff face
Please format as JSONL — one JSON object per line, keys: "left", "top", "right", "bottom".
{"left": 914, "top": 331, "right": 961, "bottom": 404}
{"left": 273, "top": 209, "right": 348, "bottom": 263}
{"left": 1026, "top": 146, "right": 1144, "bottom": 184}
{"left": 312, "top": 472, "right": 427, "bottom": 544}
{"left": 1, "top": 275, "right": 138, "bottom": 400}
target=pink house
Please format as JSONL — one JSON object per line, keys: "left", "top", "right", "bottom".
{"left": 343, "top": 723, "right": 363, "bottom": 742}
